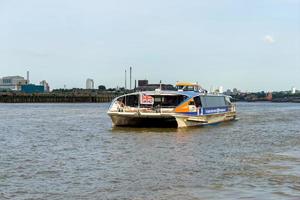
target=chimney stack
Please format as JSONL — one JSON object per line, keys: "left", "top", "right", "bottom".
{"left": 129, "top": 67, "right": 132, "bottom": 90}
{"left": 27, "top": 71, "right": 30, "bottom": 84}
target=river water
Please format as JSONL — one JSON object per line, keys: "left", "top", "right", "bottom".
{"left": 0, "top": 102, "right": 300, "bottom": 200}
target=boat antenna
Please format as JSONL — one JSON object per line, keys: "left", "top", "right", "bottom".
{"left": 125, "top": 69, "right": 127, "bottom": 90}
{"left": 130, "top": 66, "right": 132, "bottom": 90}
{"left": 160, "top": 80, "right": 162, "bottom": 90}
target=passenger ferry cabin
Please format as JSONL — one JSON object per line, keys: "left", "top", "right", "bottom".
{"left": 107, "top": 82, "right": 236, "bottom": 128}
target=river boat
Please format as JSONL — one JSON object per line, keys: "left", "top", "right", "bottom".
{"left": 107, "top": 82, "right": 237, "bottom": 128}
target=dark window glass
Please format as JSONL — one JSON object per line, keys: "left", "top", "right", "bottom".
{"left": 200, "top": 96, "right": 226, "bottom": 108}
{"left": 125, "top": 95, "right": 139, "bottom": 107}
{"left": 194, "top": 96, "right": 201, "bottom": 107}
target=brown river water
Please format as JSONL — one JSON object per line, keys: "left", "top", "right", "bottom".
{"left": 0, "top": 102, "right": 300, "bottom": 200}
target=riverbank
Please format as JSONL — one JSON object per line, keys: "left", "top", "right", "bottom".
{"left": 233, "top": 98, "right": 300, "bottom": 103}
{"left": 231, "top": 92, "right": 300, "bottom": 103}
{"left": 0, "top": 92, "right": 120, "bottom": 103}
{"left": 1, "top": 91, "right": 300, "bottom": 103}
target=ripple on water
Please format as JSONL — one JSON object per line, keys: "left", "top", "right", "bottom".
{"left": 0, "top": 102, "right": 300, "bottom": 199}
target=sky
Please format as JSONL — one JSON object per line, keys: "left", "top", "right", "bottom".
{"left": 0, "top": 0, "right": 299, "bottom": 92}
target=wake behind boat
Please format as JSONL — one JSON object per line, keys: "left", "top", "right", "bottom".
{"left": 107, "top": 82, "right": 237, "bottom": 128}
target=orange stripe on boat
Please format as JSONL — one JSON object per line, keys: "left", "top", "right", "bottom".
{"left": 175, "top": 100, "right": 191, "bottom": 113}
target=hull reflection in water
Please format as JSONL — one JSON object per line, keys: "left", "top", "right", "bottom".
{"left": 110, "top": 114, "right": 178, "bottom": 128}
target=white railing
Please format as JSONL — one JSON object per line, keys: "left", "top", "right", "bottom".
{"left": 110, "top": 106, "right": 175, "bottom": 114}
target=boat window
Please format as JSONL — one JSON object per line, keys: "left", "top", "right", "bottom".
{"left": 176, "top": 85, "right": 196, "bottom": 91}
{"left": 154, "top": 96, "right": 163, "bottom": 103}
{"left": 116, "top": 97, "right": 125, "bottom": 105}
{"left": 124, "top": 95, "right": 139, "bottom": 107}
{"left": 200, "top": 96, "right": 227, "bottom": 108}
{"left": 186, "top": 86, "right": 195, "bottom": 91}
{"left": 194, "top": 96, "right": 201, "bottom": 107}
{"left": 176, "top": 86, "right": 184, "bottom": 91}
{"left": 189, "top": 100, "right": 195, "bottom": 105}
{"left": 149, "top": 95, "right": 188, "bottom": 108}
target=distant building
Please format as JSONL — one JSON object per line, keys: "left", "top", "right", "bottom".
{"left": 136, "top": 84, "right": 175, "bottom": 91}
{"left": 21, "top": 84, "right": 44, "bottom": 93}
{"left": 211, "top": 86, "right": 223, "bottom": 94}
{"left": 224, "top": 89, "right": 232, "bottom": 95}
{"left": 138, "top": 80, "right": 149, "bottom": 87}
{"left": 266, "top": 92, "right": 273, "bottom": 101}
{"left": 86, "top": 78, "right": 94, "bottom": 89}
{"left": 0, "top": 76, "right": 27, "bottom": 91}
{"left": 291, "top": 87, "right": 296, "bottom": 94}
{"left": 218, "top": 86, "right": 223, "bottom": 94}
{"left": 40, "top": 80, "right": 50, "bottom": 92}
{"left": 232, "top": 88, "right": 239, "bottom": 95}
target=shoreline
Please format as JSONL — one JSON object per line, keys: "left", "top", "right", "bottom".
{"left": 1, "top": 99, "right": 299, "bottom": 104}
{"left": 1, "top": 92, "right": 299, "bottom": 103}
{"left": 0, "top": 93, "right": 119, "bottom": 103}
{"left": 233, "top": 99, "right": 300, "bottom": 103}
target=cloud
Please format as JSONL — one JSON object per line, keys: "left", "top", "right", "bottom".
{"left": 263, "top": 35, "right": 275, "bottom": 44}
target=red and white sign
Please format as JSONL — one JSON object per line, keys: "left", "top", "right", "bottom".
{"left": 140, "top": 94, "right": 154, "bottom": 104}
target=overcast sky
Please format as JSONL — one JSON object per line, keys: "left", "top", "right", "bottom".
{"left": 0, "top": 0, "right": 299, "bottom": 91}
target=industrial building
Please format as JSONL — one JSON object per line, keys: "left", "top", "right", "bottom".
{"left": 0, "top": 76, "right": 28, "bottom": 91}
{"left": 40, "top": 80, "right": 50, "bottom": 92}
{"left": 138, "top": 80, "right": 148, "bottom": 87}
{"left": 0, "top": 71, "right": 51, "bottom": 93}
{"left": 135, "top": 80, "right": 175, "bottom": 91}
{"left": 21, "top": 84, "right": 45, "bottom": 93}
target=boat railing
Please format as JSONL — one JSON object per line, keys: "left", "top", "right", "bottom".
{"left": 111, "top": 105, "right": 236, "bottom": 113}
{"left": 110, "top": 105, "right": 175, "bottom": 114}
{"left": 110, "top": 104, "right": 235, "bottom": 114}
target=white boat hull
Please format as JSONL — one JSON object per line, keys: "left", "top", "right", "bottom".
{"left": 174, "top": 111, "right": 237, "bottom": 127}
{"left": 108, "top": 111, "right": 236, "bottom": 128}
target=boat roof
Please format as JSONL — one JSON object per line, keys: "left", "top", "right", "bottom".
{"left": 175, "top": 82, "right": 198, "bottom": 86}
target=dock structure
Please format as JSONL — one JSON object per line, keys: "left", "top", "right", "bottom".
{"left": 0, "top": 92, "right": 120, "bottom": 103}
